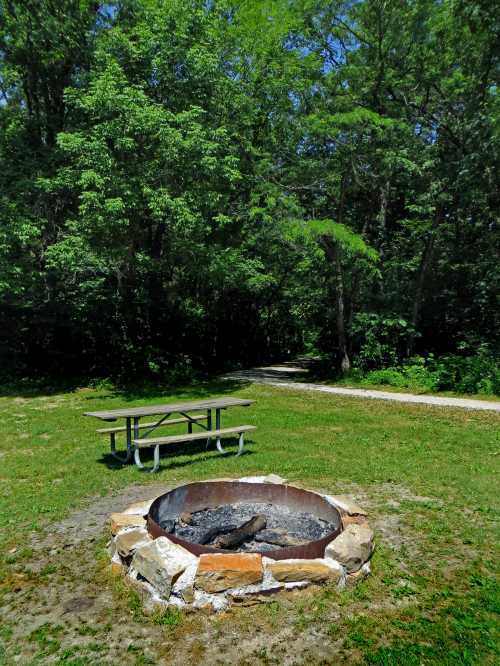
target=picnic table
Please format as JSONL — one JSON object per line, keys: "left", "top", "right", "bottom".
{"left": 85, "top": 397, "right": 255, "bottom": 472}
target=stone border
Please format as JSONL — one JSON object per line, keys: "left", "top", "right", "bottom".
{"left": 108, "top": 476, "right": 374, "bottom": 611}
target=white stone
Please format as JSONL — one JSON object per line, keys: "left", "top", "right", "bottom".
{"left": 111, "top": 551, "right": 122, "bottom": 565}
{"left": 325, "top": 524, "right": 374, "bottom": 573}
{"left": 123, "top": 498, "right": 156, "bottom": 516}
{"left": 132, "top": 537, "right": 197, "bottom": 598}
{"left": 114, "top": 528, "right": 151, "bottom": 558}
{"left": 193, "top": 589, "right": 229, "bottom": 612}
{"left": 128, "top": 567, "right": 162, "bottom": 598}
{"left": 171, "top": 562, "right": 197, "bottom": 603}
{"left": 211, "top": 595, "right": 229, "bottom": 612}
{"left": 110, "top": 512, "right": 146, "bottom": 535}
{"left": 323, "top": 494, "right": 367, "bottom": 516}
{"left": 238, "top": 474, "right": 287, "bottom": 484}
{"left": 283, "top": 581, "right": 309, "bottom": 590}
{"left": 166, "top": 595, "right": 186, "bottom": 608}
{"left": 323, "top": 557, "right": 347, "bottom": 588}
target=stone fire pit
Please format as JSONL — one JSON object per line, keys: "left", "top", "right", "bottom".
{"left": 109, "top": 476, "right": 374, "bottom": 611}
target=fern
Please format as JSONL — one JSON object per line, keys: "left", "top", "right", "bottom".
{"left": 286, "top": 218, "right": 378, "bottom": 261}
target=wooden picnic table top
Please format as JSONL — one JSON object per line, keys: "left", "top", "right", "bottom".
{"left": 84, "top": 397, "right": 254, "bottom": 422}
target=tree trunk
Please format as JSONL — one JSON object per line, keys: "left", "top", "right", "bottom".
{"left": 407, "top": 213, "right": 441, "bottom": 356}
{"left": 378, "top": 181, "right": 389, "bottom": 256}
{"left": 321, "top": 236, "right": 351, "bottom": 373}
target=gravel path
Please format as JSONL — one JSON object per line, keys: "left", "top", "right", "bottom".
{"left": 224, "top": 366, "right": 500, "bottom": 412}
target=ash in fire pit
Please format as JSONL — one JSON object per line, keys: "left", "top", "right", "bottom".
{"left": 159, "top": 501, "right": 335, "bottom": 553}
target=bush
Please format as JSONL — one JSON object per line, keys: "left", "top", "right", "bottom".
{"left": 359, "top": 352, "right": 500, "bottom": 395}
{"left": 351, "top": 313, "right": 418, "bottom": 371}
{"left": 362, "top": 357, "right": 436, "bottom": 393}
{"left": 430, "top": 352, "right": 500, "bottom": 395}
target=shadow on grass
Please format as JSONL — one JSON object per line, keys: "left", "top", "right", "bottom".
{"left": 0, "top": 378, "right": 84, "bottom": 398}
{"left": 111, "top": 378, "right": 251, "bottom": 402}
{"left": 97, "top": 437, "right": 256, "bottom": 472}
{"left": 0, "top": 376, "right": 250, "bottom": 400}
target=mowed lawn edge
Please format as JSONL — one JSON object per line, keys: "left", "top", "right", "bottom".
{"left": 0, "top": 381, "right": 498, "bottom": 664}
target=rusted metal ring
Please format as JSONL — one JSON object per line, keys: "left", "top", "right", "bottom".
{"left": 147, "top": 481, "right": 342, "bottom": 560}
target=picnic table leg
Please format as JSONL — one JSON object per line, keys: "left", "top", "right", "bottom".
{"left": 215, "top": 408, "right": 224, "bottom": 453}
{"left": 134, "top": 445, "right": 160, "bottom": 473}
{"left": 206, "top": 409, "right": 212, "bottom": 449}
{"left": 216, "top": 430, "right": 245, "bottom": 456}
{"left": 133, "top": 416, "right": 160, "bottom": 472}
{"left": 109, "top": 417, "right": 133, "bottom": 463}
{"left": 237, "top": 431, "right": 245, "bottom": 456}
{"left": 133, "top": 417, "right": 140, "bottom": 446}
{"left": 215, "top": 408, "right": 228, "bottom": 454}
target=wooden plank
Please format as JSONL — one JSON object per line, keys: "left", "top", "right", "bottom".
{"left": 85, "top": 397, "right": 254, "bottom": 421}
{"left": 96, "top": 414, "right": 207, "bottom": 435}
{"left": 133, "top": 425, "right": 256, "bottom": 448}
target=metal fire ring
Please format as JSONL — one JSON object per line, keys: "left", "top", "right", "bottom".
{"left": 147, "top": 481, "right": 342, "bottom": 560}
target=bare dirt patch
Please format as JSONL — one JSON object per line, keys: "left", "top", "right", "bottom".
{"left": 1, "top": 480, "right": 441, "bottom": 665}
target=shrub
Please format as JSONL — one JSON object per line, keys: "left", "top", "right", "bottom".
{"left": 359, "top": 352, "right": 500, "bottom": 395}
{"left": 351, "top": 313, "right": 418, "bottom": 371}
{"left": 430, "top": 352, "right": 500, "bottom": 395}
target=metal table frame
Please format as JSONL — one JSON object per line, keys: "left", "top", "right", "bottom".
{"left": 86, "top": 398, "right": 253, "bottom": 469}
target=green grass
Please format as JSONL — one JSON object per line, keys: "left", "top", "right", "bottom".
{"left": 0, "top": 379, "right": 499, "bottom": 664}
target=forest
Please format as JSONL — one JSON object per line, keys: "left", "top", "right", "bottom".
{"left": 0, "top": 0, "right": 499, "bottom": 392}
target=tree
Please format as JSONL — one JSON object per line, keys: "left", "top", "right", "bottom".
{"left": 0, "top": 0, "right": 498, "bottom": 380}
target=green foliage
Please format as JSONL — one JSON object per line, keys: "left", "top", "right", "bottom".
{"left": 359, "top": 352, "right": 500, "bottom": 396}
{"left": 429, "top": 352, "right": 500, "bottom": 395}
{"left": 287, "top": 218, "right": 379, "bottom": 260}
{"left": 0, "top": 0, "right": 498, "bottom": 378}
{"left": 352, "top": 313, "right": 417, "bottom": 370}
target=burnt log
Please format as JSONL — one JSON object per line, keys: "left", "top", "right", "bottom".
{"left": 198, "top": 524, "right": 237, "bottom": 545}
{"left": 213, "top": 514, "right": 267, "bottom": 549}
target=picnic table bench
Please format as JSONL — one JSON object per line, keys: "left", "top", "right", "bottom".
{"left": 85, "top": 397, "right": 255, "bottom": 472}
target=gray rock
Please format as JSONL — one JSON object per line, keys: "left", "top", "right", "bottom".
{"left": 238, "top": 474, "right": 287, "bottom": 484}
{"left": 323, "top": 495, "right": 367, "bottom": 516}
{"left": 171, "top": 562, "right": 197, "bottom": 603}
{"left": 345, "top": 561, "right": 371, "bottom": 587}
{"left": 192, "top": 589, "right": 229, "bottom": 612}
{"left": 131, "top": 537, "right": 197, "bottom": 598}
{"left": 110, "top": 512, "right": 146, "bottom": 535}
{"left": 123, "top": 498, "right": 155, "bottom": 516}
{"left": 325, "top": 523, "right": 374, "bottom": 573}
{"left": 115, "top": 528, "right": 151, "bottom": 558}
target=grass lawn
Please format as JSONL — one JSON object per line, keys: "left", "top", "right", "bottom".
{"left": 0, "top": 379, "right": 499, "bottom": 665}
